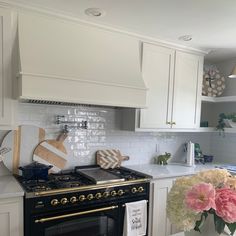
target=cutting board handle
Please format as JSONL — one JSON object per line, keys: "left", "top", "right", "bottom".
{"left": 122, "top": 155, "right": 130, "bottom": 161}
{"left": 56, "top": 132, "right": 68, "bottom": 142}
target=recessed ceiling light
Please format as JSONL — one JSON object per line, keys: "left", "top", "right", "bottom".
{"left": 85, "top": 8, "right": 106, "bottom": 17}
{"left": 178, "top": 35, "right": 193, "bottom": 41}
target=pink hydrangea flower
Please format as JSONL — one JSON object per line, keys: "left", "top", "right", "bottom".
{"left": 185, "top": 183, "right": 216, "bottom": 213}
{"left": 215, "top": 188, "right": 236, "bottom": 223}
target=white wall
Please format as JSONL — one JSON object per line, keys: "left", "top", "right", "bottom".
{"left": 210, "top": 132, "right": 236, "bottom": 164}
{"left": 0, "top": 103, "right": 212, "bottom": 169}
{"left": 203, "top": 57, "right": 236, "bottom": 164}
{"left": 216, "top": 58, "right": 236, "bottom": 96}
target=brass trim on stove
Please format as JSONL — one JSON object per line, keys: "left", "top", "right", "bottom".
{"left": 35, "top": 205, "right": 119, "bottom": 223}
{"left": 34, "top": 178, "right": 150, "bottom": 197}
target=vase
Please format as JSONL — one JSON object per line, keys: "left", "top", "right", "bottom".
{"left": 184, "top": 215, "right": 230, "bottom": 236}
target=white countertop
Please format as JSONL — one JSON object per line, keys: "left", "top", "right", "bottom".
{"left": 126, "top": 163, "right": 217, "bottom": 179}
{"left": 0, "top": 175, "right": 24, "bottom": 199}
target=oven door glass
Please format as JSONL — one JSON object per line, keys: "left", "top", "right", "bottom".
{"left": 32, "top": 205, "right": 120, "bottom": 236}
{"left": 45, "top": 215, "right": 114, "bottom": 236}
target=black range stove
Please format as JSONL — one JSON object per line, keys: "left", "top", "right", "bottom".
{"left": 17, "top": 165, "right": 150, "bottom": 236}
{"left": 17, "top": 170, "right": 93, "bottom": 194}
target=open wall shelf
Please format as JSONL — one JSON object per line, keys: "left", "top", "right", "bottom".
{"left": 201, "top": 96, "right": 236, "bottom": 103}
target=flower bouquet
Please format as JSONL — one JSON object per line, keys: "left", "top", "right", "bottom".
{"left": 167, "top": 169, "right": 236, "bottom": 235}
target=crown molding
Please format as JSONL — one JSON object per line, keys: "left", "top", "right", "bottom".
{"left": 0, "top": 0, "right": 207, "bottom": 55}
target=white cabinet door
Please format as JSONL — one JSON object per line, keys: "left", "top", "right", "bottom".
{"left": 151, "top": 179, "right": 173, "bottom": 236}
{"left": 0, "top": 197, "right": 23, "bottom": 236}
{"left": 150, "top": 178, "right": 182, "bottom": 236}
{"left": 140, "top": 43, "right": 175, "bottom": 128}
{"left": 0, "top": 8, "right": 13, "bottom": 128}
{"left": 171, "top": 51, "right": 203, "bottom": 129}
{"left": 138, "top": 43, "right": 203, "bottom": 130}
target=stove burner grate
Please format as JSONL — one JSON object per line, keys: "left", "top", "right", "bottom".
{"left": 15, "top": 166, "right": 149, "bottom": 194}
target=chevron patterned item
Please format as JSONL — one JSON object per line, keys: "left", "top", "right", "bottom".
{"left": 96, "top": 149, "right": 129, "bottom": 169}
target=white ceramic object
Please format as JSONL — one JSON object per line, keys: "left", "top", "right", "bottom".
{"left": 184, "top": 215, "right": 230, "bottom": 236}
{"left": 223, "top": 119, "right": 236, "bottom": 128}
{"left": 223, "top": 119, "right": 231, "bottom": 128}
{"left": 227, "top": 119, "right": 236, "bottom": 128}
{"left": 1, "top": 125, "right": 46, "bottom": 174}
{"left": 0, "top": 156, "right": 10, "bottom": 176}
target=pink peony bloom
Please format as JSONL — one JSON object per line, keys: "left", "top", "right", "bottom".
{"left": 185, "top": 183, "right": 216, "bottom": 213}
{"left": 215, "top": 188, "right": 236, "bottom": 223}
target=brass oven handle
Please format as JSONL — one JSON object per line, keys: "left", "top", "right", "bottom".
{"left": 35, "top": 205, "right": 119, "bottom": 223}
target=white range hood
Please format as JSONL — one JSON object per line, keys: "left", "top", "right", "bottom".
{"left": 17, "top": 13, "right": 147, "bottom": 108}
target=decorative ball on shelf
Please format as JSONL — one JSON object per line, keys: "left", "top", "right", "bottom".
{"left": 202, "top": 65, "right": 226, "bottom": 97}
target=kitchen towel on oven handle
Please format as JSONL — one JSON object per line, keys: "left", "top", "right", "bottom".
{"left": 96, "top": 149, "right": 129, "bottom": 169}
{"left": 123, "top": 200, "right": 147, "bottom": 236}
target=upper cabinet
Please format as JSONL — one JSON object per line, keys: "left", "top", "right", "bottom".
{"left": 0, "top": 8, "right": 15, "bottom": 129}
{"left": 121, "top": 43, "right": 204, "bottom": 131}
{"left": 171, "top": 50, "right": 203, "bottom": 129}
{"left": 139, "top": 44, "right": 175, "bottom": 129}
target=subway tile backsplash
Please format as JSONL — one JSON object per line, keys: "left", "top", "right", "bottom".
{"left": 1, "top": 103, "right": 214, "bottom": 169}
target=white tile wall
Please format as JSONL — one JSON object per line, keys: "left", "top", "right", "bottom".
{"left": 0, "top": 103, "right": 214, "bottom": 169}
{"left": 210, "top": 132, "right": 236, "bottom": 164}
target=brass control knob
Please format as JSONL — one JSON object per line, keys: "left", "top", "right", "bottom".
{"left": 70, "top": 196, "right": 77, "bottom": 203}
{"left": 51, "top": 199, "right": 59, "bottom": 206}
{"left": 117, "top": 189, "right": 124, "bottom": 196}
{"left": 87, "top": 194, "right": 94, "bottom": 201}
{"left": 103, "top": 192, "right": 109, "bottom": 198}
{"left": 60, "top": 198, "right": 68, "bottom": 205}
{"left": 79, "top": 195, "right": 86, "bottom": 202}
{"left": 95, "top": 193, "right": 102, "bottom": 199}
{"left": 131, "top": 187, "right": 138, "bottom": 194}
{"left": 138, "top": 187, "right": 144, "bottom": 193}
{"left": 111, "top": 191, "right": 117, "bottom": 197}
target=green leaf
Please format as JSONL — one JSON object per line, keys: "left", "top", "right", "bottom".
{"left": 214, "top": 214, "right": 225, "bottom": 234}
{"left": 226, "top": 222, "right": 236, "bottom": 235}
{"left": 194, "top": 212, "right": 208, "bottom": 232}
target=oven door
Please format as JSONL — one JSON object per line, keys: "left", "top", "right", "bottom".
{"left": 31, "top": 204, "right": 120, "bottom": 236}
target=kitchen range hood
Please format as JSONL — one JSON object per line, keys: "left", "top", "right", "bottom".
{"left": 17, "top": 13, "right": 147, "bottom": 108}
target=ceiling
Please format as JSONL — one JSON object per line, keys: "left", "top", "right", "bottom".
{"left": 5, "top": 0, "right": 236, "bottom": 62}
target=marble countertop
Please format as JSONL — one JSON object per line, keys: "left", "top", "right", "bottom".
{"left": 0, "top": 175, "right": 24, "bottom": 199}
{"left": 126, "top": 163, "right": 218, "bottom": 179}
{"left": 0, "top": 163, "right": 224, "bottom": 198}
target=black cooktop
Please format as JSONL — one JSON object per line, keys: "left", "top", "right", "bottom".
{"left": 16, "top": 165, "right": 149, "bottom": 193}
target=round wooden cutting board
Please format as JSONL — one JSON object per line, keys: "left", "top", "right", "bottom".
{"left": 33, "top": 132, "right": 68, "bottom": 173}
{"left": 1, "top": 125, "right": 46, "bottom": 174}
